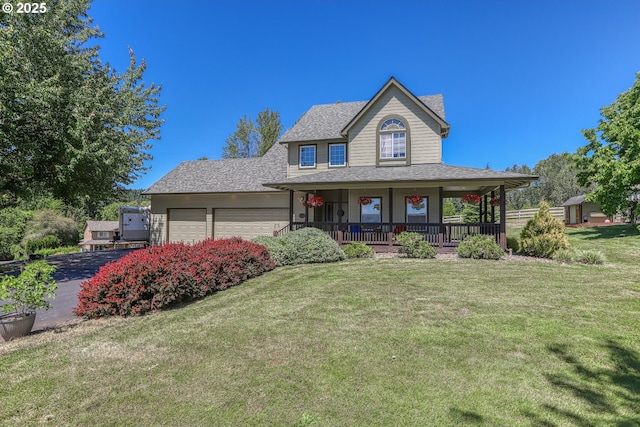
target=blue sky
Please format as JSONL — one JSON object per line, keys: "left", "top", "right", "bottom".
{"left": 87, "top": 0, "right": 640, "bottom": 190}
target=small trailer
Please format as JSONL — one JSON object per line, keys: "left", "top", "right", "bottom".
{"left": 117, "top": 206, "right": 150, "bottom": 247}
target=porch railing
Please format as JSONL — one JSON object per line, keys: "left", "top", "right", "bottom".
{"left": 277, "top": 222, "right": 503, "bottom": 247}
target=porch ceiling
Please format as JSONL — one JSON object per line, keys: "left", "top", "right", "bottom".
{"left": 263, "top": 163, "right": 538, "bottom": 193}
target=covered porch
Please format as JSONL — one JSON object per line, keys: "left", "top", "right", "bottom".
{"left": 274, "top": 185, "right": 507, "bottom": 248}
{"left": 265, "top": 164, "right": 538, "bottom": 249}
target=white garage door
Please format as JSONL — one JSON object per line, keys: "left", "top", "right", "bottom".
{"left": 214, "top": 209, "right": 289, "bottom": 240}
{"left": 168, "top": 209, "right": 207, "bottom": 243}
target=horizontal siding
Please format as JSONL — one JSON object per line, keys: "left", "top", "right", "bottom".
{"left": 287, "top": 141, "right": 346, "bottom": 178}
{"left": 150, "top": 193, "right": 289, "bottom": 212}
{"left": 214, "top": 208, "right": 289, "bottom": 239}
{"left": 348, "top": 86, "right": 442, "bottom": 166}
{"left": 150, "top": 213, "right": 167, "bottom": 245}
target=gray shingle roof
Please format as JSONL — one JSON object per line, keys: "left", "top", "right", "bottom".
{"left": 279, "top": 95, "right": 445, "bottom": 143}
{"left": 264, "top": 163, "right": 538, "bottom": 190}
{"left": 144, "top": 143, "right": 287, "bottom": 194}
{"left": 85, "top": 221, "right": 119, "bottom": 232}
{"left": 561, "top": 194, "right": 587, "bottom": 206}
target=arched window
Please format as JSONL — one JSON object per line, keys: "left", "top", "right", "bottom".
{"left": 380, "top": 118, "right": 406, "bottom": 159}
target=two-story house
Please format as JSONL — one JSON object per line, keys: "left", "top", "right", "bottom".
{"left": 81, "top": 221, "right": 119, "bottom": 251}
{"left": 145, "top": 77, "right": 537, "bottom": 248}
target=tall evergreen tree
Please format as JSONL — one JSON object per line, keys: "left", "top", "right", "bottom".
{"left": 0, "top": 0, "right": 165, "bottom": 208}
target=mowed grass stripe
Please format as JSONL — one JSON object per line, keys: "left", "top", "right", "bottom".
{"left": 1, "top": 225, "right": 639, "bottom": 426}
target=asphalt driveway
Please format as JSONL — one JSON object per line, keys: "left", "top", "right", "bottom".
{"left": 1, "top": 249, "right": 135, "bottom": 339}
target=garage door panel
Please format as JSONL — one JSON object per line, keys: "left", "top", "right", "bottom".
{"left": 215, "top": 209, "right": 288, "bottom": 240}
{"left": 168, "top": 209, "right": 206, "bottom": 243}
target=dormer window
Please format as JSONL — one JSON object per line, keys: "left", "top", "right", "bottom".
{"left": 380, "top": 118, "right": 406, "bottom": 159}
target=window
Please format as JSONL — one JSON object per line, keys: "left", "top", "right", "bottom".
{"left": 97, "top": 231, "right": 110, "bottom": 239}
{"left": 299, "top": 145, "right": 316, "bottom": 168}
{"left": 406, "top": 196, "right": 428, "bottom": 223}
{"left": 361, "top": 197, "right": 382, "bottom": 223}
{"left": 380, "top": 118, "right": 406, "bottom": 159}
{"left": 329, "top": 143, "right": 346, "bottom": 167}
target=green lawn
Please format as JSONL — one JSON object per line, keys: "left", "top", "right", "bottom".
{"left": 1, "top": 225, "right": 639, "bottom": 426}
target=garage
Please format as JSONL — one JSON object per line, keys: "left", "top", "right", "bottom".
{"left": 214, "top": 208, "right": 289, "bottom": 240}
{"left": 168, "top": 208, "right": 207, "bottom": 243}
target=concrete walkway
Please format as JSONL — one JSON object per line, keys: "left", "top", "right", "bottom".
{"left": 1, "top": 249, "right": 135, "bottom": 340}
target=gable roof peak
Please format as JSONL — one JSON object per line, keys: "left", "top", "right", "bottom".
{"left": 340, "top": 76, "right": 450, "bottom": 138}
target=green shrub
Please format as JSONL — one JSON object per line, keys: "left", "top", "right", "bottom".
{"left": 344, "top": 242, "right": 375, "bottom": 259}
{"left": 34, "top": 246, "right": 81, "bottom": 257}
{"left": 552, "top": 248, "right": 574, "bottom": 264}
{"left": 520, "top": 201, "right": 569, "bottom": 258}
{"left": 576, "top": 249, "right": 606, "bottom": 265}
{"left": 455, "top": 234, "right": 504, "bottom": 260}
{"left": 506, "top": 236, "right": 519, "bottom": 253}
{"left": 22, "top": 209, "right": 79, "bottom": 247}
{"left": 0, "top": 207, "right": 32, "bottom": 260}
{"left": 413, "top": 241, "right": 437, "bottom": 259}
{"left": 25, "top": 235, "right": 61, "bottom": 255}
{"left": 394, "top": 231, "right": 436, "bottom": 259}
{"left": 253, "top": 228, "right": 345, "bottom": 266}
{"left": 552, "top": 248, "right": 606, "bottom": 265}
{"left": 252, "top": 235, "right": 289, "bottom": 264}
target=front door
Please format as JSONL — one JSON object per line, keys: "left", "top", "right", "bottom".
{"left": 323, "top": 202, "right": 348, "bottom": 223}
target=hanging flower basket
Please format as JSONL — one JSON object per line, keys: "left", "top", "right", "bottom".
{"left": 302, "top": 195, "right": 324, "bottom": 208}
{"left": 357, "top": 196, "right": 373, "bottom": 206}
{"left": 462, "top": 194, "right": 481, "bottom": 205}
{"left": 489, "top": 197, "right": 501, "bottom": 207}
{"left": 408, "top": 195, "right": 424, "bottom": 209}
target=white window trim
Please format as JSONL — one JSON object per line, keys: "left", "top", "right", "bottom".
{"left": 299, "top": 145, "right": 316, "bottom": 169}
{"left": 328, "top": 143, "right": 346, "bottom": 167}
{"left": 380, "top": 118, "right": 407, "bottom": 160}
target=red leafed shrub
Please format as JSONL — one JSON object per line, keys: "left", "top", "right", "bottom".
{"left": 75, "top": 238, "right": 275, "bottom": 319}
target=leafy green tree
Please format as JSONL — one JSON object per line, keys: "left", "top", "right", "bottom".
{"left": 533, "top": 153, "right": 591, "bottom": 207}
{"left": 256, "top": 108, "right": 283, "bottom": 156}
{"left": 223, "top": 116, "right": 256, "bottom": 158}
{"left": 462, "top": 202, "right": 480, "bottom": 223}
{"left": 504, "top": 164, "right": 536, "bottom": 209}
{"left": 98, "top": 200, "right": 149, "bottom": 221}
{"left": 0, "top": 207, "right": 33, "bottom": 260}
{"left": 576, "top": 72, "right": 640, "bottom": 223}
{"left": 0, "top": 0, "right": 165, "bottom": 208}
{"left": 22, "top": 209, "right": 79, "bottom": 247}
{"left": 442, "top": 200, "right": 457, "bottom": 217}
{"left": 222, "top": 108, "right": 282, "bottom": 158}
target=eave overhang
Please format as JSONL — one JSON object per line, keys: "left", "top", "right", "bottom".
{"left": 340, "top": 76, "right": 450, "bottom": 139}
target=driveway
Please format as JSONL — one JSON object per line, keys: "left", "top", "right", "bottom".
{"left": 1, "top": 249, "right": 135, "bottom": 339}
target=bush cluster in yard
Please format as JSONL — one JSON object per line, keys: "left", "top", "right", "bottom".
{"left": 553, "top": 248, "right": 606, "bottom": 265}
{"left": 253, "top": 227, "right": 345, "bottom": 266}
{"left": 456, "top": 234, "right": 505, "bottom": 260}
{"left": 394, "top": 231, "right": 436, "bottom": 259}
{"left": 506, "top": 236, "right": 520, "bottom": 253}
{"left": 75, "top": 238, "right": 275, "bottom": 318}
{"left": 24, "top": 235, "right": 61, "bottom": 255}
{"left": 520, "top": 201, "right": 569, "bottom": 258}
{"left": 344, "top": 242, "right": 375, "bottom": 259}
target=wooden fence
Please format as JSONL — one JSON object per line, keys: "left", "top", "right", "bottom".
{"left": 443, "top": 207, "right": 564, "bottom": 224}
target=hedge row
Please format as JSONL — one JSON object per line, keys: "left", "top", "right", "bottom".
{"left": 75, "top": 238, "right": 275, "bottom": 319}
